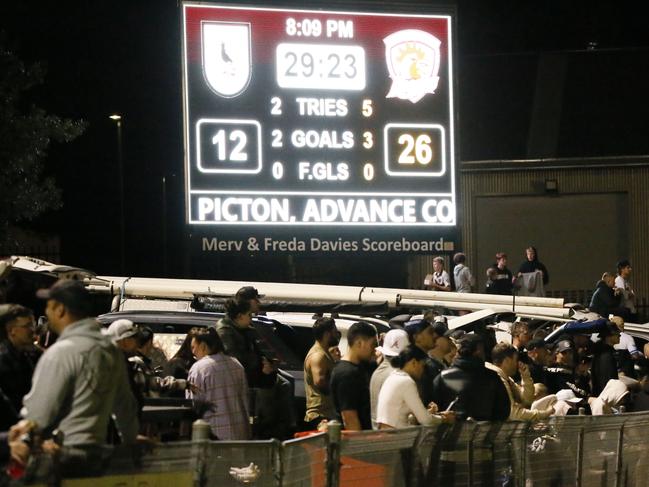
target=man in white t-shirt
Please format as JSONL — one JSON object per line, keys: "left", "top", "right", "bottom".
{"left": 615, "top": 259, "right": 636, "bottom": 320}
{"left": 424, "top": 257, "right": 451, "bottom": 291}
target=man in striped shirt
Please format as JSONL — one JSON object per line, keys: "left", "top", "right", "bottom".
{"left": 186, "top": 329, "right": 251, "bottom": 440}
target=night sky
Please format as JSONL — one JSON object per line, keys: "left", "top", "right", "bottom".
{"left": 1, "top": 0, "right": 648, "bottom": 282}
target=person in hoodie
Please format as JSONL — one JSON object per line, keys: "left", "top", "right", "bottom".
{"left": 517, "top": 246, "right": 549, "bottom": 286}
{"left": 452, "top": 253, "right": 474, "bottom": 293}
{"left": 432, "top": 334, "right": 510, "bottom": 421}
{"left": 21, "top": 280, "right": 138, "bottom": 476}
{"left": 589, "top": 272, "right": 628, "bottom": 320}
{"left": 0, "top": 304, "right": 40, "bottom": 430}
{"left": 431, "top": 334, "right": 510, "bottom": 486}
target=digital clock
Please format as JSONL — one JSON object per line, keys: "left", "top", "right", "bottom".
{"left": 276, "top": 43, "right": 366, "bottom": 90}
{"left": 182, "top": 3, "right": 457, "bottom": 228}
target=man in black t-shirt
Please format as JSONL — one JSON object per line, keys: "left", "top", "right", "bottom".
{"left": 485, "top": 252, "right": 514, "bottom": 295}
{"left": 330, "top": 322, "right": 378, "bottom": 430}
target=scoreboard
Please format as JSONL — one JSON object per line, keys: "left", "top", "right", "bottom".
{"left": 182, "top": 3, "right": 457, "bottom": 228}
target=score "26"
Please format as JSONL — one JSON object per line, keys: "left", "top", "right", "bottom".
{"left": 397, "top": 133, "right": 432, "bottom": 165}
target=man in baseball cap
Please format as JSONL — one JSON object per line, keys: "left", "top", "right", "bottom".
{"left": 404, "top": 319, "right": 445, "bottom": 406}
{"left": 22, "top": 279, "right": 138, "bottom": 471}
{"left": 526, "top": 338, "right": 550, "bottom": 383}
{"left": 35, "top": 280, "right": 93, "bottom": 330}
{"left": 429, "top": 319, "right": 456, "bottom": 369}
{"left": 370, "top": 329, "right": 409, "bottom": 428}
{"left": 104, "top": 319, "right": 140, "bottom": 356}
{"left": 235, "top": 286, "right": 263, "bottom": 314}
{"left": 376, "top": 329, "right": 410, "bottom": 358}
{"left": 545, "top": 339, "right": 576, "bottom": 393}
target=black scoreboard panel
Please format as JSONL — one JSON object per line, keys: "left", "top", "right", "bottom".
{"left": 182, "top": 3, "right": 457, "bottom": 227}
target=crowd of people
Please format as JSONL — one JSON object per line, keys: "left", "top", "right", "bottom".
{"left": 0, "top": 251, "right": 643, "bottom": 480}
{"left": 308, "top": 313, "right": 649, "bottom": 436}
{"left": 426, "top": 246, "right": 551, "bottom": 297}
{"left": 430, "top": 247, "right": 638, "bottom": 323}
{"left": 0, "top": 281, "right": 298, "bottom": 480}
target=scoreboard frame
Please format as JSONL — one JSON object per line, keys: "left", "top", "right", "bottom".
{"left": 181, "top": 2, "right": 459, "bottom": 229}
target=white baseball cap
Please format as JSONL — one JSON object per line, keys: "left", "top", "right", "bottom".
{"left": 103, "top": 319, "right": 139, "bottom": 342}
{"left": 376, "top": 329, "right": 409, "bottom": 357}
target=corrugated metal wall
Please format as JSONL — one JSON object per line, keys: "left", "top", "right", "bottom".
{"left": 459, "top": 158, "right": 649, "bottom": 306}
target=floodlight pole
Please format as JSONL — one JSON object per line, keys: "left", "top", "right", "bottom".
{"left": 110, "top": 114, "right": 125, "bottom": 274}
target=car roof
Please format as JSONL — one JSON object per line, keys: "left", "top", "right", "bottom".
{"left": 263, "top": 311, "right": 390, "bottom": 333}
{"left": 97, "top": 310, "right": 221, "bottom": 327}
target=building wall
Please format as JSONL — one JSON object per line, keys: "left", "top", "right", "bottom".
{"left": 459, "top": 158, "right": 649, "bottom": 304}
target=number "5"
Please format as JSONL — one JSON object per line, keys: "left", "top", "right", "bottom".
{"left": 361, "top": 99, "right": 373, "bottom": 117}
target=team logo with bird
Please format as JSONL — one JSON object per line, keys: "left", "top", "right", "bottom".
{"left": 384, "top": 29, "right": 442, "bottom": 103}
{"left": 201, "top": 21, "right": 252, "bottom": 98}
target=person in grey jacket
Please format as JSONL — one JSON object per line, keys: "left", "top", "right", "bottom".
{"left": 21, "top": 280, "right": 138, "bottom": 475}
{"left": 452, "top": 253, "right": 474, "bottom": 293}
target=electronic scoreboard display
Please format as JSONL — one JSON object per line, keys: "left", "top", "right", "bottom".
{"left": 182, "top": 3, "right": 457, "bottom": 227}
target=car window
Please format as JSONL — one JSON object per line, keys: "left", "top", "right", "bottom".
{"left": 254, "top": 321, "right": 304, "bottom": 370}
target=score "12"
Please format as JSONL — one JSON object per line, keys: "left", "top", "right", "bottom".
{"left": 212, "top": 129, "right": 247, "bottom": 162}
{"left": 196, "top": 119, "right": 261, "bottom": 174}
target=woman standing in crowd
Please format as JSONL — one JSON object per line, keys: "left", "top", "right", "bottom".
{"left": 166, "top": 327, "right": 200, "bottom": 381}
{"left": 376, "top": 346, "right": 454, "bottom": 429}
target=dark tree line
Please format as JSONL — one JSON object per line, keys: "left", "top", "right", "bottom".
{"left": 0, "top": 43, "right": 86, "bottom": 245}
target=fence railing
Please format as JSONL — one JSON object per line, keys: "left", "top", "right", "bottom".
{"left": 14, "top": 411, "right": 649, "bottom": 487}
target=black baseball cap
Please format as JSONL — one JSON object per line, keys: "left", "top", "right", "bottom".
{"left": 235, "top": 286, "right": 264, "bottom": 301}
{"left": 527, "top": 339, "right": 549, "bottom": 351}
{"left": 457, "top": 333, "right": 484, "bottom": 354}
{"left": 431, "top": 320, "right": 449, "bottom": 337}
{"left": 554, "top": 339, "right": 573, "bottom": 353}
{"left": 36, "top": 280, "right": 92, "bottom": 317}
{"left": 598, "top": 322, "right": 621, "bottom": 338}
{"left": 404, "top": 319, "right": 431, "bottom": 336}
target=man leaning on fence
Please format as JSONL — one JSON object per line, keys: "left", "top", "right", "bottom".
{"left": 21, "top": 280, "right": 139, "bottom": 477}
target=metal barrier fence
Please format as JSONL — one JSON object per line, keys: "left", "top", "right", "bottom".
{"left": 14, "top": 412, "right": 649, "bottom": 487}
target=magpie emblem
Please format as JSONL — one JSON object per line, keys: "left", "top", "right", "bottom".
{"left": 202, "top": 21, "right": 252, "bottom": 98}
